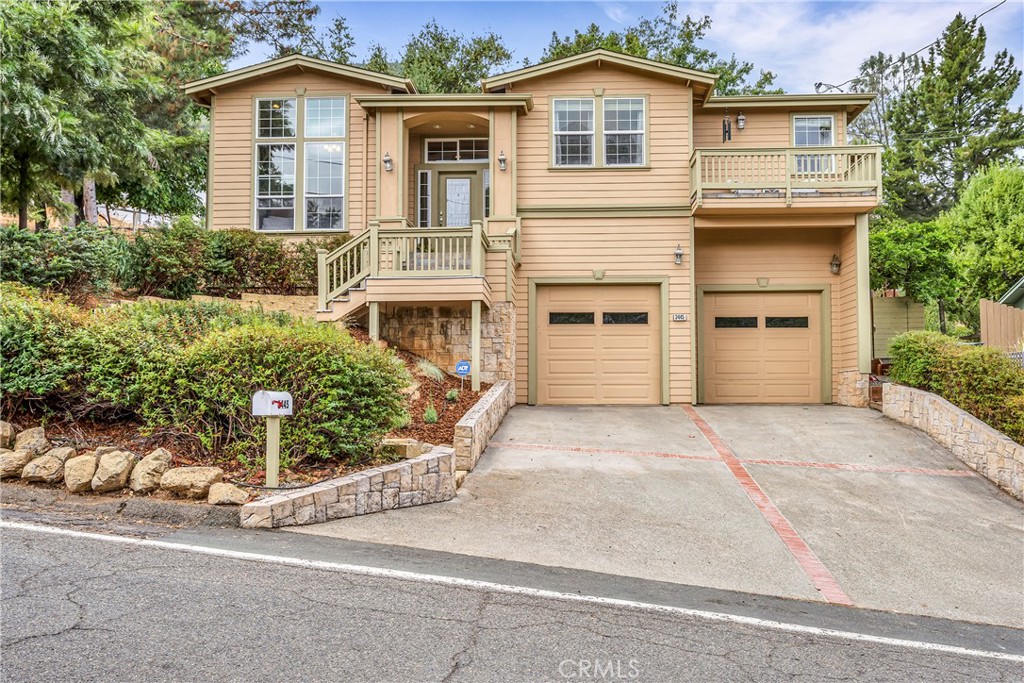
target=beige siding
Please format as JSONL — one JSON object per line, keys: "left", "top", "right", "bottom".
{"left": 694, "top": 220, "right": 857, "bottom": 402}
{"left": 513, "top": 216, "right": 691, "bottom": 404}
{"left": 366, "top": 276, "right": 491, "bottom": 306}
{"left": 511, "top": 66, "right": 691, "bottom": 207}
{"left": 210, "top": 68, "right": 380, "bottom": 233}
{"left": 693, "top": 108, "right": 847, "bottom": 150}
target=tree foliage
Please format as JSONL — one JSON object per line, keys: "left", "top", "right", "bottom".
{"left": 538, "top": 2, "right": 781, "bottom": 95}
{"left": 848, "top": 52, "right": 921, "bottom": 147}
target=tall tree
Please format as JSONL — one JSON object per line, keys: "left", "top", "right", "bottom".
{"left": 886, "top": 13, "right": 1023, "bottom": 221}
{"left": 539, "top": 2, "right": 781, "bottom": 95}
{"left": 848, "top": 52, "right": 921, "bottom": 147}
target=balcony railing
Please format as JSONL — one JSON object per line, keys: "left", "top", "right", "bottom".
{"left": 690, "top": 145, "right": 882, "bottom": 208}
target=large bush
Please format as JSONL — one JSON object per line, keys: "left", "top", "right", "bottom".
{"left": 119, "top": 217, "right": 209, "bottom": 299}
{"left": 157, "top": 322, "right": 410, "bottom": 466}
{"left": 0, "top": 283, "right": 85, "bottom": 411}
{"left": 888, "top": 330, "right": 1024, "bottom": 443}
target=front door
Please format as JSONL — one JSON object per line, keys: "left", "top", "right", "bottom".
{"left": 435, "top": 173, "right": 476, "bottom": 227}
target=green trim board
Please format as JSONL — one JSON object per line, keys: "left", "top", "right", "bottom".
{"left": 855, "top": 214, "right": 872, "bottom": 373}
{"left": 527, "top": 276, "right": 671, "bottom": 406}
{"left": 695, "top": 284, "right": 833, "bottom": 405}
{"left": 703, "top": 93, "right": 875, "bottom": 119}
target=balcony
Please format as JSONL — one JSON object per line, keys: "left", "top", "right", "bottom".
{"left": 689, "top": 146, "right": 882, "bottom": 215}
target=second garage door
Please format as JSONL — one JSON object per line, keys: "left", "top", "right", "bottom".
{"left": 537, "top": 284, "right": 661, "bottom": 405}
{"left": 703, "top": 291, "right": 823, "bottom": 404}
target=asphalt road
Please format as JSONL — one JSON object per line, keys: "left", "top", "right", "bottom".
{"left": 1, "top": 521, "right": 1021, "bottom": 683}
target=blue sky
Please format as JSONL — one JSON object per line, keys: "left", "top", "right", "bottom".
{"left": 234, "top": 1, "right": 1024, "bottom": 95}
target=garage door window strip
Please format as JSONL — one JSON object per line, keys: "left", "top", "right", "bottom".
{"left": 603, "top": 312, "right": 649, "bottom": 324}
{"left": 715, "top": 316, "right": 758, "bottom": 328}
{"left": 766, "top": 316, "right": 809, "bottom": 328}
{"left": 549, "top": 312, "right": 595, "bottom": 324}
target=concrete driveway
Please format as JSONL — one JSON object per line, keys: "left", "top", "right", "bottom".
{"left": 291, "top": 405, "right": 1024, "bottom": 628}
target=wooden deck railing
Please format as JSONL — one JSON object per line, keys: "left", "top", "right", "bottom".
{"left": 689, "top": 145, "right": 882, "bottom": 207}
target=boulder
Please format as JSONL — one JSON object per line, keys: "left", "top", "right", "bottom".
{"left": 160, "top": 467, "right": 223, "bottom": 499}
{"left": 65, "top": 454, "right": 99, "bottom": 493}
{"left": 0, "top": 421, "right": 16, "bottom": 450}
{"left": 129, "top": 448, "right": 173, "bottom": 494}
{"left": 91, "top": 450, "right": 137, "bottom": 493}
{"left": 14, "top": 427, "right": 50, "bottom": 457}
{"left": 0, "top": 450, "right": 34, "bottom": 479}
{"left": 207, "top": 482, "right": 249, "bottom": 505}
{"left": 43, "top": 446, "right": 76, "bottom": 463}
{"left": 21, "top": 455, "right": 64, "bottom": 484}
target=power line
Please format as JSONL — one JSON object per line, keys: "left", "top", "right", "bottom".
{"left": 814, "top": 0, "right": 1009, "bottom": 94}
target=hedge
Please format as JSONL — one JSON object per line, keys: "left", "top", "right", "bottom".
{"left": 0, "top": 285, "right": 410, "bottom": 466}
{"left": 889, "top": 330, "right": 1024, "bottom": 443}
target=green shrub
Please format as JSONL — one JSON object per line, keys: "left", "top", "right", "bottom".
{"left": 119, "top": 216, "right": 208, "bottom": 299}
{"left": 423, "top": 403, "right": 438, "bottom": 424}
{"left": 930, "top": 345, "right": 1024, "bottom": 443}
{"left": 445, "top": 389, "right": 459, "bottom": 402}
{"left": 888, "top": 331, "right": 957, "bottom": 388}
{"left": 158, "top": 322, "right": 410, "bottom": 466}
{"left": 0, "top": 283, "right": 85, "bottom": 411}
{"left": 0, "top": 224, "right": 129, "bottom": 300}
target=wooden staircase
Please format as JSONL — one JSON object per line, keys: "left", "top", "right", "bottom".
{"left": 316, "top": 231, "right": 370, "bottom": 322}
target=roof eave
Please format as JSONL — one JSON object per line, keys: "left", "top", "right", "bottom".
{"left": 356, "top": 94, "right": 534, "bottom": 114}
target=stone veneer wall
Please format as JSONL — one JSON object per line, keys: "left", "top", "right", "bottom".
{"left": 882, "top": 383, "right": 1023, "bottom": 500}
{"left": 454, "top": 380, "right": 515, "bottom": 472}
{"left": 240, "top": 446, "right": 456, "bottom": 528}
{"left": 836, "top": 370, "right": 870, "bottom": 408}
{"left": 379, "top": 302, "right": 515, "bottom": 383}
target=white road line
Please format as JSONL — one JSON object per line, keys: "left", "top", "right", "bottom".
{"left": 2, "top": 520, "right": 1020, "bottom": 663}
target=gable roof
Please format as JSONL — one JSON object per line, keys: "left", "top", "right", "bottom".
{"left": 481, "top": 49, "right": 719, "bottom": 94}
{"left": 183, "top": 54, "right": 416, "bottom": 104}
{"left": 998, "top": 277, "right": 1024, "bottom": 309}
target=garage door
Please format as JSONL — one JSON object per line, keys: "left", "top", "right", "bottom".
{"left": 703, "top": 291, "right": 822, "bottom": 403}
{"left": 537, "top": 284, "right": 661, "bottom": 405}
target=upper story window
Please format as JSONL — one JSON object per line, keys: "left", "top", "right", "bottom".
{"left": 553, "top": 98, "right": 595, "bottom": 166}
{"left": 604, "top": 98, "right": 645, "bottom": 166}
{"left": 793, "top": 115, "right": 835, "bottom": 174}
{"left": 257, "top": 98, "right": 296, "bottom": 138}
{"left": 305, "top": 96, "right": 346, "bottom": 137}
{"left": 425, "top": 138, "right": 489, "bottom": 162}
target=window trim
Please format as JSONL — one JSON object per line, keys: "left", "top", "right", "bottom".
{"left": 304, "top": 95, "right": 347, "bottom": 139}
{"left": 254, "top": 141, "right": 297, "bottom": 234}
{"left": 255, "top": 97, "right": 298, "bottom": 140}
{"left": 549, "top": 94, "right": 650, "bottom": 170}
{"left": 551, "top": 97, "right": 596, "bottom": 168}
{"left": 603, "top": 97, "right": 646, "bottom": 167}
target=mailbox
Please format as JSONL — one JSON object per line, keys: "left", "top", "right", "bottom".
{"left": 252, "top": 391, "right": 293, "bottom": 416}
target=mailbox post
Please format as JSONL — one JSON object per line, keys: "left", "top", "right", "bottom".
{"left": 251, "top": 391, "right": 293, "bottom": 488}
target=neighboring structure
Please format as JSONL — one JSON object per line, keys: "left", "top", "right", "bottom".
{"left": 872, "top": 295, "right": 926, "bottom": 359}
{"left": 998, "top": 277, "right": 1024, "bottom": 310}
{"left": 186, "top": 50, "right": 881, "bottom": 406}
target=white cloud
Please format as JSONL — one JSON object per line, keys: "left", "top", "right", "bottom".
{"left": 599, "top": 1, "right": 631, "bottom": 25}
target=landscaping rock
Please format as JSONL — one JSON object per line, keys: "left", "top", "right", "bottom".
{"left": 160, "top": 467, "right": 223, "bottom": 499}
{"left": 0, "top": 450, "right": 33, "bottom": 478}
{"left": 64, "top": 454, "right": 99, "bottom": 493}
{"left": 21, "top": 455, "right": 64, "bottom": 484}
{"left": 0, "top": 421, "right": 16, "bottom": 450}
{"left": 129, "top": 448, "right": 173, "bottom": 494}
{"left": 91, "top": 450, "right": 137, "bottom": 493}
{"left": 14, "top": 427, "right": 50, "bottom": 457}
{"left": 43, "top": 447, "right": 77, "bottom": 464}
{"left": 208, "top": 482, "right": 248, "bottom": 506}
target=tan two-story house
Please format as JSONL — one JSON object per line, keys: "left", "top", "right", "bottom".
{"left": 185, "top": 49, "right": 880, "bottom": 407}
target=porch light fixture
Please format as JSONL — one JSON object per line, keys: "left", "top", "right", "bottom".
{"left": 498, "top": 150, "right": 507, "bottom": 172}
{"left": 674, "top": 244, "right": 684, "bottom": 265}
{"left": 383, "top": 152, "right": 393, "bottom": 173}
{"left": 737, "top": 112, "right": 746, "bottom": 130}
{"left": 830, "top": 254, "right": 842, "bottom": 275}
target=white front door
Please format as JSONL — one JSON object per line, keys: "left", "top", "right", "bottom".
{"left": 442, "top": 177, "right": 471, "bottom": 227}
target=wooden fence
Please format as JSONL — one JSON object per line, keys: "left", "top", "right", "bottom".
{"left": 980, "top": 299, "right": 1024, "bottom": 352}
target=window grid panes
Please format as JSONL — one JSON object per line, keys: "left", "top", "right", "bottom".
{"left": 553, "top": 99, "right": 594, "bottom": 166}
{"left": 304, "top": 142, "right": 345, "bottom": 231}
{"left": 256, "top": 143, "right": 295, "bottom": 231}
{"left": 483, "top": 170, "right": 490, "bottom": 218}
{"left": 305, "top": 97, "right": 346, "bottom": 138}
{"left": 418, "top": 170, "right": 431, "bottom": 227}
{"left": 425, "top": 139, "right": 488, "bottom": 162}
{"left": 604, "top": 98, "right": 644, "bottom": 166}
{"left": 257, "top": 99, "right": 296, "bottom": 138}
{"left": 794, "top": 116, "right": 834, "bottom": 173}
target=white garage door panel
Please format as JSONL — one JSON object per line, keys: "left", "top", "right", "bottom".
{"left": 703, "top": 291, "right": 823, "bottom": 404}
{"left": 537, "top": 284, "right": 661, "bottom": 405}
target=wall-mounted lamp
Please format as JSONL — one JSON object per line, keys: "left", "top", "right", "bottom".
{"left": 674, "top": 244, "right": 684, "bottom": 265}
{"left": 737, "top": 112, "right": 746, "bottom": 130}
{"left": 830, "top": 254, "right": 842, "bottom": 275}
{"left": 498, "top": 150, "right": 507, "bottom": 172}
{"left": 382, "top": 152, "right": 393, "bottom": 173}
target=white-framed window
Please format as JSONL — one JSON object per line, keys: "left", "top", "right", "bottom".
{"left": 425, "top": 138, "right": 488, "bottom": 162}
{"left": 417, "top": 170, "right": 431, "bottom": 227}
{"left": 553, "top": 98, "right": 595, "bottom": 166}
{"left": 483, "top": 169, "right": 490, "bottom": 218}
{"left": 604, "top": 98, "right": 645, "bottom": 166}
{"left": 794, "top": 115, "right": 835, "bottom": 174}
{"left": 256, "top": 98, "right": 297, "bottom": 138}
{"left": 255, "top": 143, "right": 296, "bottom": 231}
{"left": 305, "top": 96, "right": 346, "bottom": 138}
{"left": 304, "top": 142, "right": 345, "bottom": 231}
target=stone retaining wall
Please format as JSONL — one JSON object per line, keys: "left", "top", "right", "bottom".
{"left": 836, "top": 370, "right": 870, "bottom": 408}
{"left": 454, "top": 380, "right": 514, "bottom": 472}
{"left": 240, "top": 446, "right": 456, "bottom": 528}
{"left": 882, "top": 383, "right": 1023, "bottom": 500}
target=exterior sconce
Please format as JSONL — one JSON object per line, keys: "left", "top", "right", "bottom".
{"left": 830, "top": 254, "right": 842, "bottom": 275}
{"left": 498, "top": 150, "right": 507, "bottom": 171}
{"left": 674, "top": 244, "right": 684, "bottom": 265}
{"left": 383, "top": 152, "right": 393, "bottom": 172}
{"left": 737, "top": 112, "right": 746, "bottom": 130}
